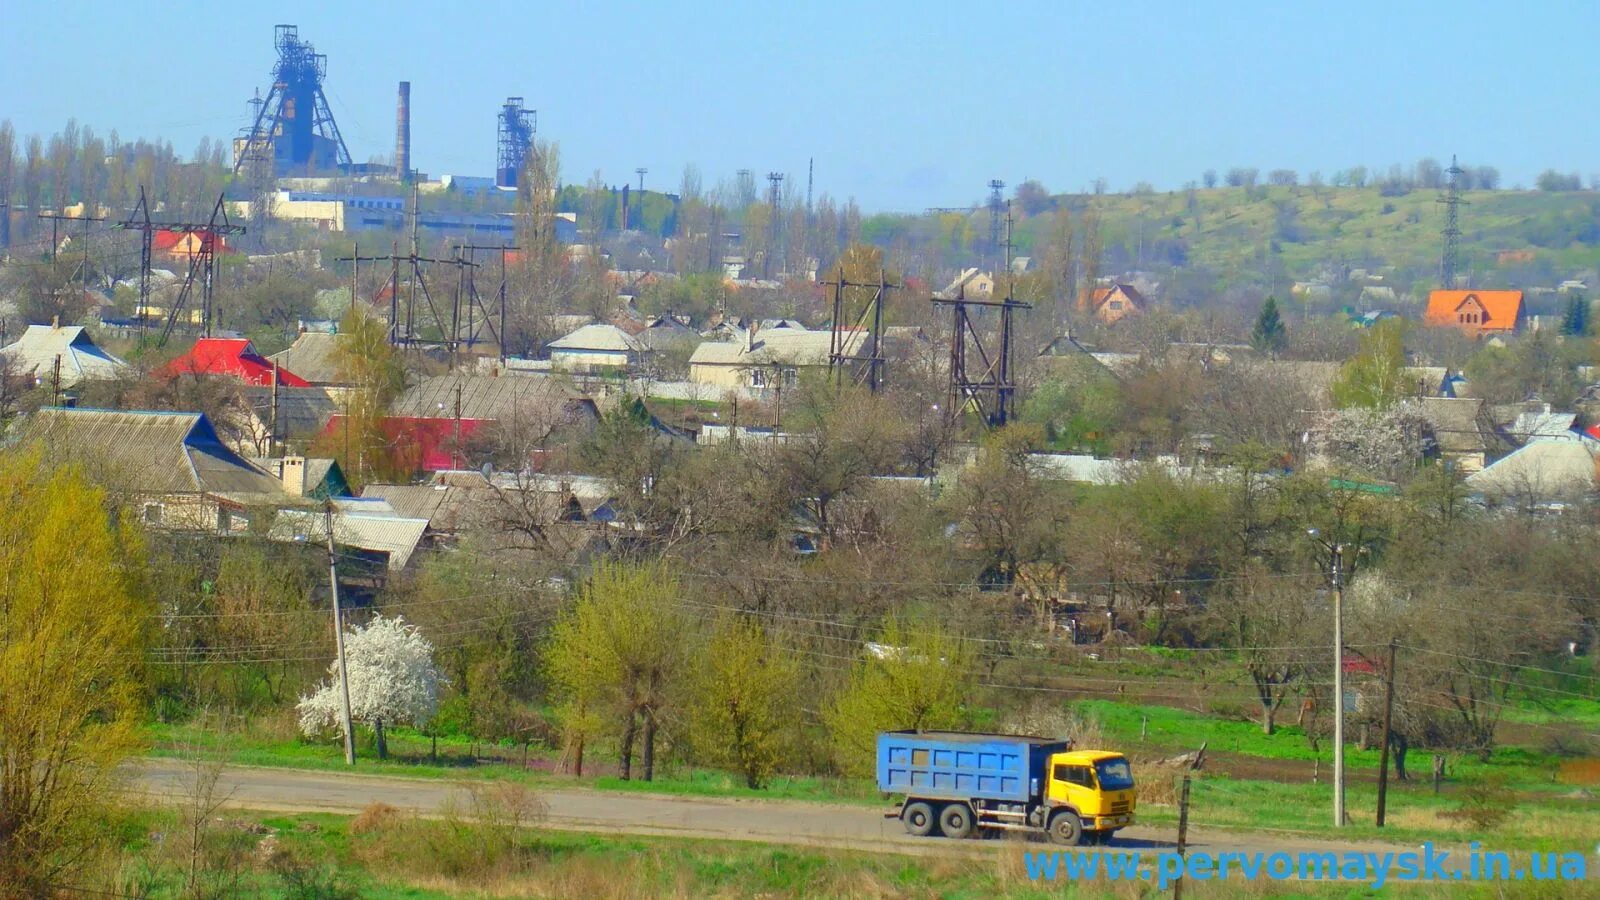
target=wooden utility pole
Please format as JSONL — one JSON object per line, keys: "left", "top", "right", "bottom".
{"left": 269, "top": 360, "right": 280, "bottom": 457}
{"left": 325, "top": 501, "right": 356, "bottom": 765}
{"left": 1376, "top": 638, "right": 1399, "bottom": 827}
{"left": 1331, "top": 543, "right": 1347, "bottom": 827}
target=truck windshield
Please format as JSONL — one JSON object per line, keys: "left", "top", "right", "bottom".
{"left": 1095, "top": 758, "right": 1135, "bottom": 790}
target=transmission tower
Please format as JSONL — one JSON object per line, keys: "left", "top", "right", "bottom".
{"left": 496, "top": 98, "right": 537, "bottom": 188}
{"left": 1438, "top": 154, "right": 1467, "bottom": 288}
{"left": 825, "top": 268, "right": 897, "bottom": 393}
{"left": 233, "top": 25, "right": 352, "bottom": 177}
{"left": 987, "top": 179, "right": 1006, "bottom": 267}
{"left": 935, "top": 206, "right": 1029, "bottom": 427}
{"left": 765, "top": 172, "right": 784, "bottom": 279}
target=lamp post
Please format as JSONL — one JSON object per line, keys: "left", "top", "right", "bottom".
{"left": 1308, "top": 528, "right": 1347, "bottom": 827}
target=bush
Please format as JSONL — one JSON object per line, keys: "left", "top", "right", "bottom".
{"left": 1452, "top": 775, "right": 1516, "bottom": 830}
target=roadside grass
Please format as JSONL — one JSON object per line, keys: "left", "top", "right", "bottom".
{"left": 85, "top": 805, "right": 1593, "bottom": 898}
{"left": 144, "top": 719, "right": 882, "bottom": 806}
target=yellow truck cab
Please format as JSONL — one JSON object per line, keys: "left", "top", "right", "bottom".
{"left": 1044, "top": 749, "right": 1137, "bottom": 843}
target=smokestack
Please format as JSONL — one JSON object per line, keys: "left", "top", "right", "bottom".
{"left": 396, "top": 81, "right": 411, "bottom": 181}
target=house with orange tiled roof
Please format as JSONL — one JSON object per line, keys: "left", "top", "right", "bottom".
{"left": 1079, "top": 283, "right": 1147, "bottom": 325}
{"left": 1424, "top": 290, "right": 1525, "bottom": 337}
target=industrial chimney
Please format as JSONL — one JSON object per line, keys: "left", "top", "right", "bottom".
{"left": 396, "top": 81, "right": 411, "bottom": 181}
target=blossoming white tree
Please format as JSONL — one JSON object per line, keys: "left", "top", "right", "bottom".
{"left": 298, "top": 614, "right": 442, "bottom": 759}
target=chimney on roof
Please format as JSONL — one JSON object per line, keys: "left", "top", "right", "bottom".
{"left": 281, "top": 456, "right": 307, "bottom": 497}
{"left": 51, "top": 315, "right": 59, "bottom": 329}
{"left": 746, "top": 321, "right": 757, "bottom": 353}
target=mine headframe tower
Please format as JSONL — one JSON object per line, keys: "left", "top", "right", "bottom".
{"left": 233, "top": 24, "right": 353, "bottom": 177}
{"left": 496, "top": 98, "right": 537, "bottom": 188}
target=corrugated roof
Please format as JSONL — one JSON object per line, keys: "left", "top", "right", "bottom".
{"left": 0, "top": 325, "right": 129, "bottom": 386}
{"left": 271, "top": 508, "right": 428, "bottom": 570}
{"left": 392, "top": 374, "right": 597, "bottom": 423}
{"left": 1466, "top": 440, "right": 1599, "bottom": 501}
{"left": 162, "top": 338, "right": 311, "bottom": 387}
{"left": 267, "top": 332, "right": 346, "bottom": 385}
{"left": 238, "top": 386, "right": 339, "bottom": 437}
{"left": 548, "top": 323, "right": 646, "bottom": 353}
{"left": 689, "top": 329, "right": 865, "bottom": 367}
{"left": 1414, "top": 397, "right": 1492, "bottom": 455}
{"left": 26, "top": 407, "right": 286, "bottom": 498}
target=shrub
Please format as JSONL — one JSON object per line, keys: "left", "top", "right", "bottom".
{"left": 1452, "top": 775, "right": 1516, "bottom": 830}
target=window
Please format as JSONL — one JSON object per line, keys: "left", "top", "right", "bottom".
{"left": 1095, "top": 758, "right": 1136, "bottom": 790}
{"left": 1108, "top": 300, "right": 1123, "bottom": 310}
{"left": 1053, "top": 764, "right": 1095, "bottom": 788}
{"left": 142, "top": 503, "right": 163, "bottom": 525}
{"left": 750, "top": 368, "right": 767, "bottom": 387}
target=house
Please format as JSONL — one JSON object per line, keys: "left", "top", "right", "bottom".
{"left": 1466, "top": 439, "right": 1600, "bottom": 508}
{"left": 24, "top": 408, "right": 290, "bottom": 533}
{"left": 250, "top": 455, "right": 352, "bottom": 500}
{"left": 941, "top": 268, "right": 997, "bottom": 298}
{"left": 268, "top": 331, "right": 348, "bottom": 386}
{"left": 0, "top": 323, "right": 128, "bottom": 387}
{"left": 270, "top": 502, "right": 429, "bottom": 571}
{"left": 152, "top": 230, "right": 240, "bottom": 260}
{"left": 635, "top": 314, "right": 700, "bottom": 353}
{"left": 228, "top": 386, "right": 341, "bottom": 456}
{"left": 361, "top": 469, "right": 616, "bottom": 556}
{"left": 688, "top": 327, "right": 866, "bottom": 389}
{"left": 546, "top": 323, "right": 646, "bottom": 372}
{"left": 323, "top": 374, "right": 599, "bottom": 473}
{"left": 1424, "top": 290, "right": 1526, "bottom": 337}
{"left": 1080, "top": 284, "right": 1147, "bottom": 325}
{"left": 1414, "top": 397, "right": 1499, "bottom": 473}
{"left": 162, "top": 338, "right": 312, "bottom": 387}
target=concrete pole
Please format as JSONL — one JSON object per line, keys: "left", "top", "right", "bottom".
{"left": 325, "top": 501, "right": 356, "bottom": 765}
{"left": 1331, "top": 544, "right": 1346, "bottom": 827}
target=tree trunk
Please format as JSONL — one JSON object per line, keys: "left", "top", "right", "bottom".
{"left": 641, "top": 706, "right": 656, "bottom": 782}
{"left": 1261, "top": 701, "right": 1276, "bottom": 735}
{"left": 619, "top": 711, "right": 637, "bottom": 781}
{"left": 573, "top": 736, "right": 584, "bottom": 777}
{"left": 1392, "top": 733, "right": 1409, "bottom": 782}
{"left": 375, "top": 718, "right": 388, "bottom": 760}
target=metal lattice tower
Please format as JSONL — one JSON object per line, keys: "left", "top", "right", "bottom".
{"left": 497, "top": 98, "right": 536, "bottom": 188}
{"left": 233, "top": 25, "right": 353, "bottom": 177}
{"left": 765, "top": 172, "right": 784, "bottom": 278}
{"left": 987, "top": 179, "right": 1006, "bottom": 265}
{"left": 1439, "top": 154, "right": 1467, "bottom": 288}
{"left": 936, "top": 205, "right": 1029, "bottom": 428}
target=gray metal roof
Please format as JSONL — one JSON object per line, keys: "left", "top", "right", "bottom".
{"left": 26, "top": 407, "right": 286, "bottom": 499}
{"left": 0, "top": 325, "right": 129, "bottom": 386}
{"left": 267, "top": 332, "right": 346, "bottom": 385}
{"left": 392, "top": 374, "right": 597, "bottom": 423}
{"left": 238, "top": 386, "right": 340, "bottom": 438}
{"left": 548, "top": 323, "right": 646, "bottom": 353}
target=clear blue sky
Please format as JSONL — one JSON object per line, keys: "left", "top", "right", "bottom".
{"left": 3, "top": 0, "right": 1598, "bottom": 211}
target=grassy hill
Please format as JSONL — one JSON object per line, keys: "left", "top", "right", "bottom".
{"left": 873, "top": 186, "right": 1600, "bottom": 303}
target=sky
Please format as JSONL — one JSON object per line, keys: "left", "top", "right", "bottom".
{"left": 3, "top": 1, "right": 1599, "bottom": 212}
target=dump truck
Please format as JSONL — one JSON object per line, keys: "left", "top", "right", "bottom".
{"left": 876, "top": 731, "right": 1136, "bottom": 845}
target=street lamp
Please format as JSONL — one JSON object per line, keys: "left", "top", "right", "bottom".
{"left": 1307, "top": 527, "right": 1347, "bottom": 827}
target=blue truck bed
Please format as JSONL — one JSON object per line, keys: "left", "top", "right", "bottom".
{"left": 876, "top": 731, "right": 1071, "bottom": 803}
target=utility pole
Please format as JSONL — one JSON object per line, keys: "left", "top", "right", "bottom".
{"left": 325, "top": 500, "right": 356, "bottom": 766}
{"left": 1330, "top": 542, "right": 1347, "bottom": 827}
{"left": 452, "top": 382, "right": 463, "bottom": 470}
{"left": 1376, "top": 637, "right": 1399, "bottom": 827}
{"left": 269, "top": 360, "right": 280, "bottom": 457}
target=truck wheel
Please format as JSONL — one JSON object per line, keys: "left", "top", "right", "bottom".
{"left": 902, "top": 801, "right": 937, "bottom": 837}
{"left": 938, "top": 802, "right": 975, "bottom": 839}
{"left": 1047, "top": 810, "right": 1084, "bottom": 846}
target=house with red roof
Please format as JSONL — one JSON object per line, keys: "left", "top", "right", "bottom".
{"left": 1424, "top": 290, "right": 1525, "bottom": 337}
{"left": 162, "top": 338, "right": 311, "bottom": 387}
{"left": 152, "top": 230, "right": 240, "bottom": 260}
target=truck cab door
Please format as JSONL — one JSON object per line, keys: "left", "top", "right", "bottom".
{"left": 1047, "top": 761, "right": 1101, "bottom": 816}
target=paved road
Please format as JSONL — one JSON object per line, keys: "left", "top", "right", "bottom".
{"left": 128, "top": 758, "right": 1529, "bottom": 874}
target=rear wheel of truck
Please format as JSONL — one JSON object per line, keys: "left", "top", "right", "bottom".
{"left": 902, "top": 801, "right": 937, "bottom": 837}
{"left": 938, "top": 802, "right": 975, "bottom": 839}
{"left": 1047, "top": 810, "right": 1083, "bottom": 846}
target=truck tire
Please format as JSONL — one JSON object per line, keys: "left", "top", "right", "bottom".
{"left": 1047, "top": 810, "right": 1084, "bottom": 846}
{"left": 938, "top": 802, "right": 975, "bottom": 839}
{"left": 902, "top": 801, "right": 937, "bottom": 837}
